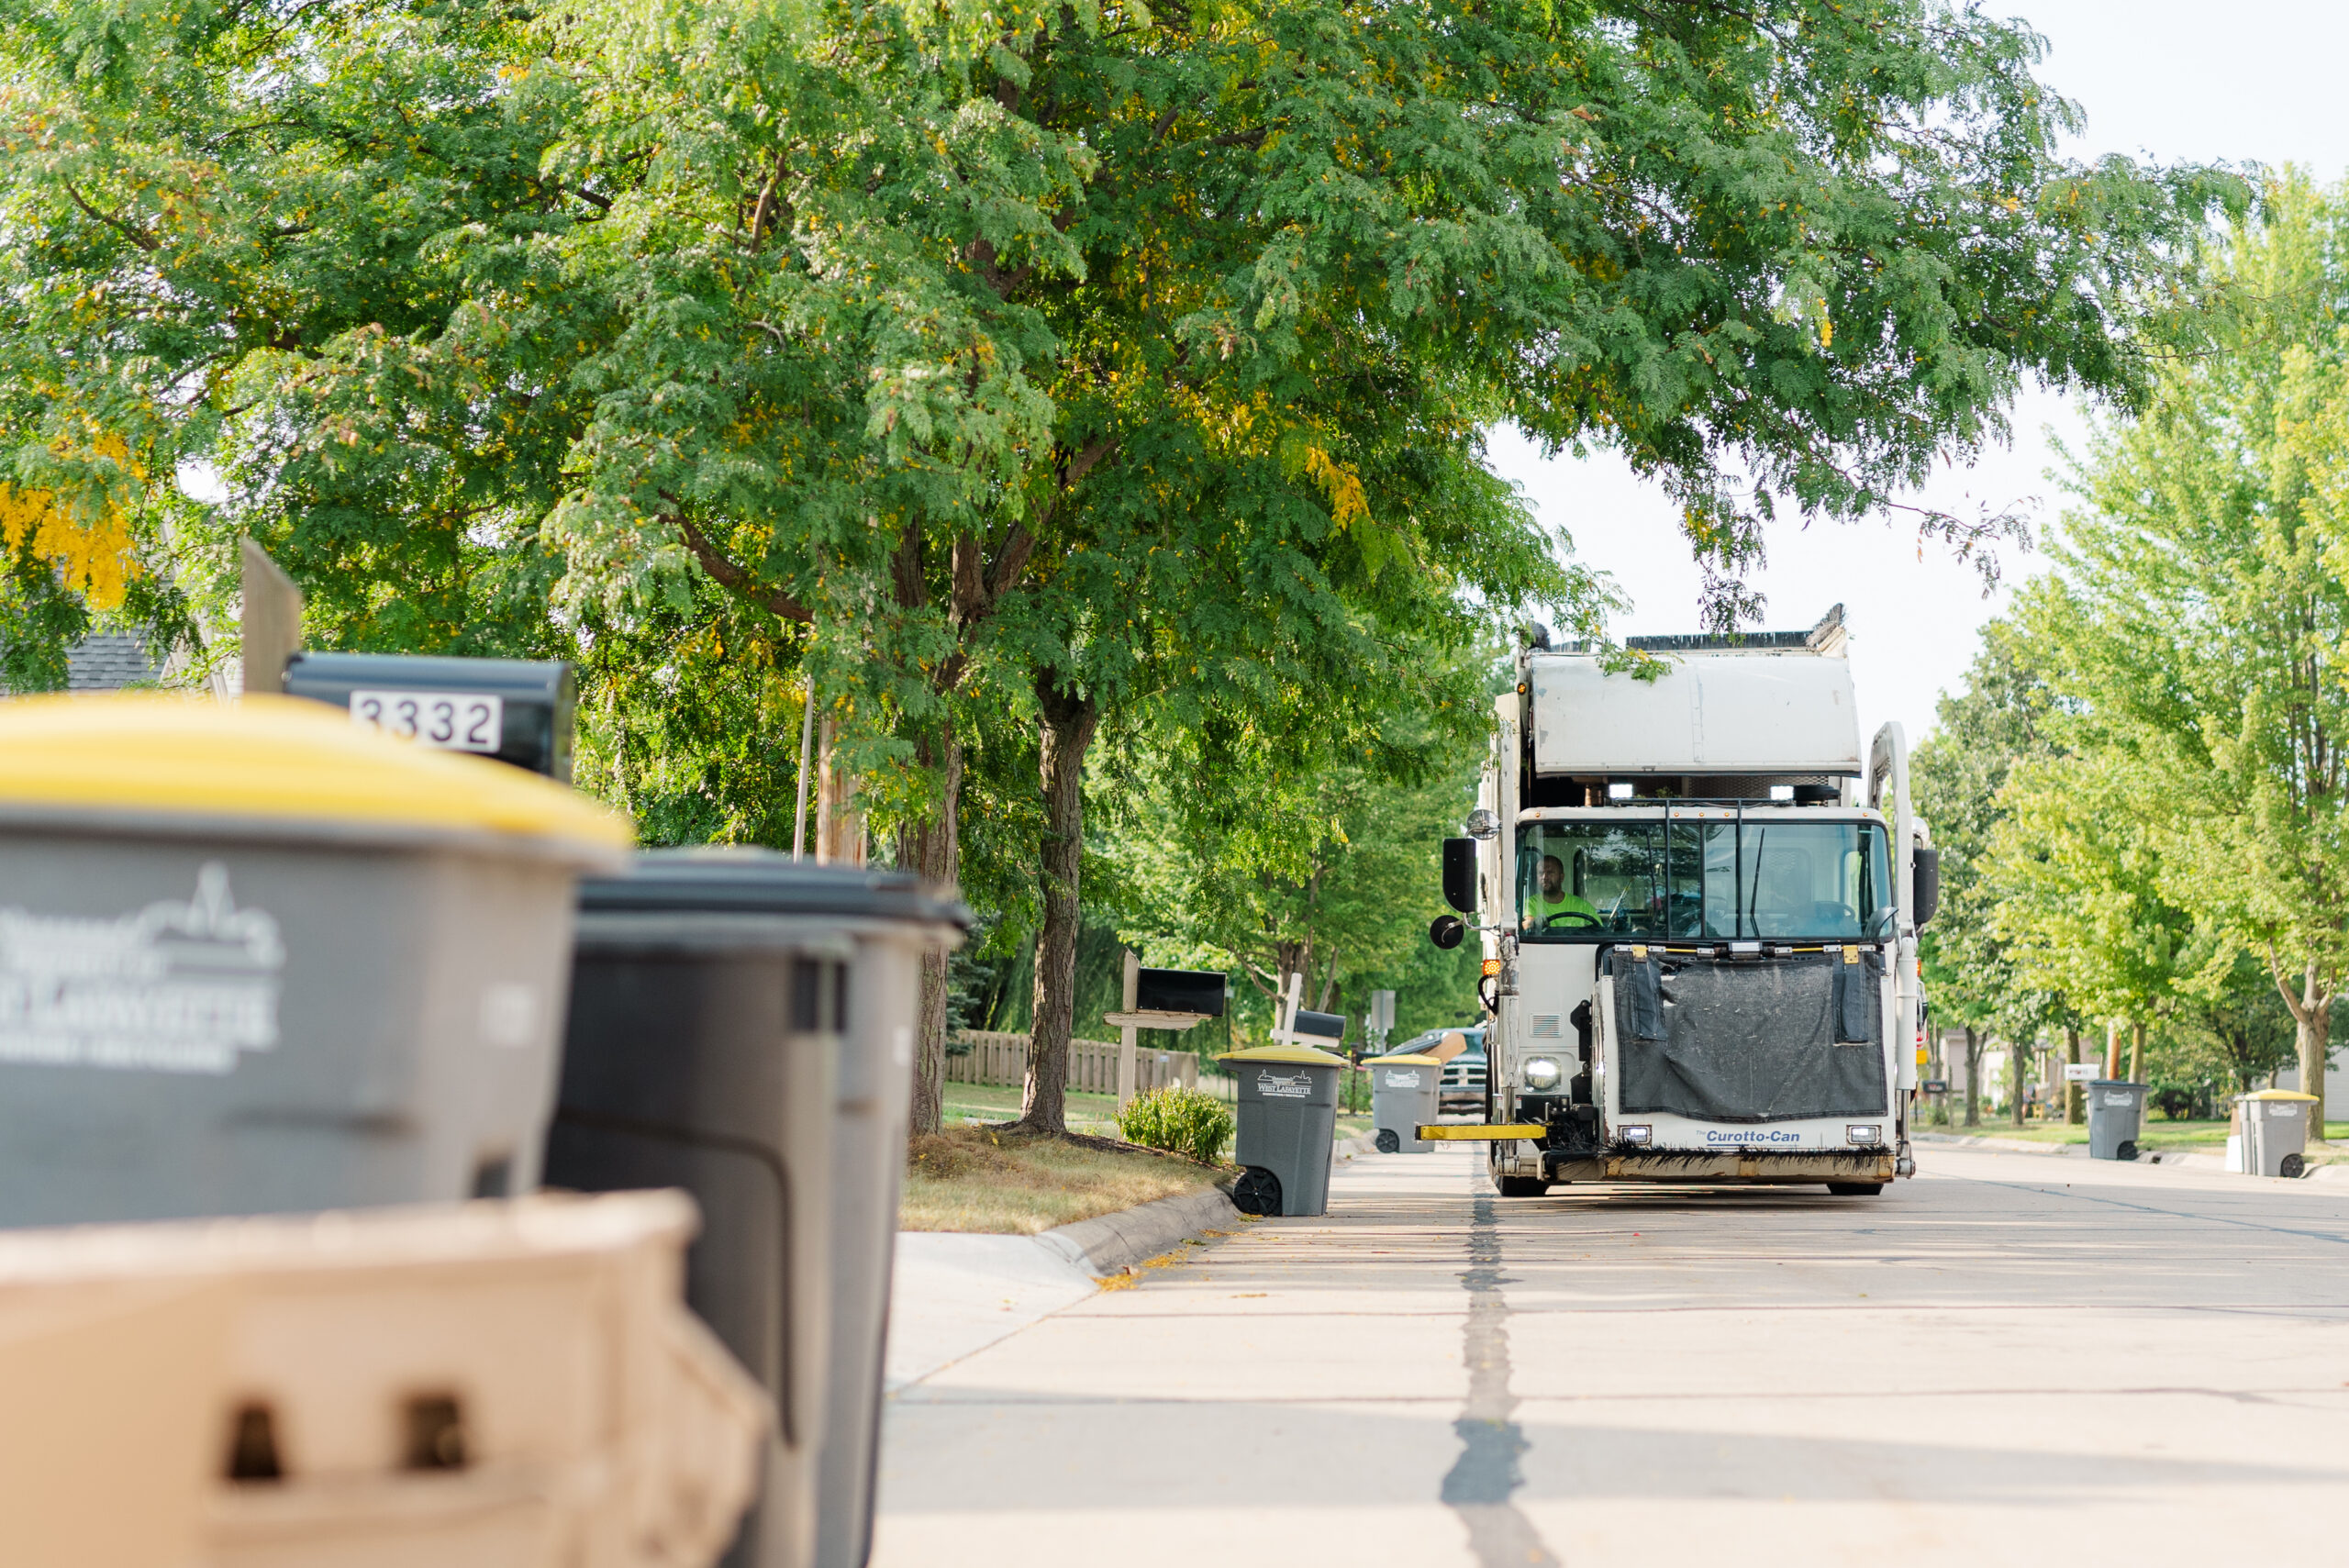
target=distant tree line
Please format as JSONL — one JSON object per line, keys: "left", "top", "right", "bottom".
{"left": 1918, "top": 176, "right": 2349, "bottom": 1139}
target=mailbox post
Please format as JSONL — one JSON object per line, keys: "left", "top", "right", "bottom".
{"left": 1101, "top": 954, "right": 1227, "bottom": 1107}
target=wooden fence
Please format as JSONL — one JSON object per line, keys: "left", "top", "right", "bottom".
{"left": 947, "top": 1029, "right": 1200, "bottom": 1096}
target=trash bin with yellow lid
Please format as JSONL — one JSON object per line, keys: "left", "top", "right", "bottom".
{"left": 1363, "top": 1052, "right": 1441, "bottom": 1154}
{"left": 1219, "top": 1044, "right": 1348, "bottom": 1217}
{"left": 2231, "top": 1089, "right": 2320, "bottom": 1179}
{"left": 0, "top": 694, "right": 630, "bottom": 1225}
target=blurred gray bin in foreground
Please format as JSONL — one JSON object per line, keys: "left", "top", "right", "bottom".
{"left": 0, "top": 695, "right": 627, "bottom": 1229}
{"left": 2086, "top": 1079, "right": 2148, "bottom": 1162}
{"left": 543, "top": 851, "right": 967, "bottom": 1568}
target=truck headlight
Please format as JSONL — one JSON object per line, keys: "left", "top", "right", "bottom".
{"left": 1521, "top": 1056, "right": 1563, "bottom": 1091}
{"left": 1846, "top": 1124, "right": 1883, "bottom": 1145}
{"left": 1620, "top": 1124, "right": 1652, "bottom": 1144}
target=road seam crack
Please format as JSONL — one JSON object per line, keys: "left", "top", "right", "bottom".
{"left": 1442, "top": 1178, "right": 1562, "bottom": 1567}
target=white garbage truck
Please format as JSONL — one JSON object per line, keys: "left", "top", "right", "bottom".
{"left": 1426, "top": 606, "right": 1937, "bottom": 1196}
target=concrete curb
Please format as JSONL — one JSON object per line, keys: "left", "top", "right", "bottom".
{"left": 1038, "top": 1185, "right": 1241, "bottom": 1277}
{"left": 1914, "top": 1130, "right": 2080, "bottom": 1157}
{"left": 1036, "top": 1135, "right": 1378, "bottom": 1276}
{"left": 1914, "top": 1130, "right": 2282, "bottom": 1176}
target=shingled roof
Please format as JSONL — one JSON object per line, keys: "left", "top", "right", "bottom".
{"left": 63, "top": 631, "right": 166, "bottom": 691}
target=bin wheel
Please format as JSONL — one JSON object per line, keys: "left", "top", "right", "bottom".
{"left": 1232, "top": 1166, "right": 1284, "bottom": 1217}
{"left": 2282, "top": 1152, "right": 2307, "bottom": 1179}
{"left": 1497, "top": 1176, "right": 1551, "bottom": 1197}
{"left": 2117, "top": 1140, "right": 2140, "bottom": 1162}
{"left": 1375, "top": 1128, "right": 1401, "bottom": 1154}
{"left": 1825, "top": 1182, "right": 1884, "bottom": 1196}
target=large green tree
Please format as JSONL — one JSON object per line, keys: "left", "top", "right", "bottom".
{"left": 1, "top": 0, "right": 2240, "bottom": 1143}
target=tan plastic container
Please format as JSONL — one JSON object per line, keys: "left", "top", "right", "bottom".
{"left": 0, "top": 1191, "right": 768, "bottom": 1568}
{"left": 0, "top": 1275, "right": 236, "bottom": 1568}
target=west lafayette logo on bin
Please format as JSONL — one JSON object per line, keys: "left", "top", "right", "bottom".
{"left": 1256, "top": 1069, "right": 1315, "bottom": 1099}
{"left": 1382, "top": 1070, "right": 1422, "bottom": 1089}
{"left": 0, "top": 862, "right": 284, "bottom": 1073}
{"left": 2102, "top": 1091, "right": 2134, "bottom": 1107}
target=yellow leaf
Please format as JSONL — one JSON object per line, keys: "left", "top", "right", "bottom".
{"left": 0, "top": 437, "right": 142, "bottom": 610}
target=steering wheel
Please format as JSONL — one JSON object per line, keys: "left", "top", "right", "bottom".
{"left": 1542, "top": 909, "right": 1602, "bottom": 930}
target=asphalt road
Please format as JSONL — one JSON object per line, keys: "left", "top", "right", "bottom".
{"left": 873, "top": 1142, "right": 2349, "bottom": 1565}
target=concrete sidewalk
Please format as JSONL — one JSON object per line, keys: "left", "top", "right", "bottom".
{"left": 886, "top": 1139, "right": 1372, "bottom": 1389}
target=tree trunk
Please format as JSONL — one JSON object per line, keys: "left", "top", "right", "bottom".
{"left": 899, "top": 722, "right": 962, "bottom": 1139}
{"left": 2065, "top": 1027, "right": 2083, "bottom": 1125}
{"left": 1016, "top": 670, "right": 1098, "bottom": 1136}
{"left": 2010, "top": 1039, "right": 2030, "bottom": 1127}
{"left": 2299, "top": 961, "right": 2332, "bottom": 1149}
{"left": 2127, "top": 1020, "right": 2143, "bottom": 1085}
{"left": 1963, "top": 1026, "right": 1981, "bottom": 1128}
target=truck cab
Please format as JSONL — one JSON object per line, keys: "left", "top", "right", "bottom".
{"left": 1436, "top": 606, "right": 1936, "bottom": 1195}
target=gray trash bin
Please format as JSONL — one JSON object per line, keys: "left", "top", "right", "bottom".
{"left": 0, "top": 694, "right": 627, "bottom": 1227}
{"left": 2236, "top": 1090, "right": 2318, "bottom": 1178}
{"left": 2087, "top": 1079, "right": 2149, "bottom": 1161}
{"left": 541, "top": 851, "right": 966, "bottom": 1568}
{"left": 1364, "top": 1052, "right": 1440, "bottom": 1153}
{"left": 1220, "top": 1045, "right": 1346, "bottom": 1216}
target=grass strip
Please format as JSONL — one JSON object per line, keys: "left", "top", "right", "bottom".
{"left": 900, "top": 1125, "right": 1230, "bottom": 1234}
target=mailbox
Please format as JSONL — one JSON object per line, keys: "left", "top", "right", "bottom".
{"left": 284, "top": 652, "right": 576, "bottom": 783}
{"left": 1291, "top": 1009, "right": 1346, "bottom": 1040}
{"left": 1133, "top": 968, "right": 1227, "bottom": 1018}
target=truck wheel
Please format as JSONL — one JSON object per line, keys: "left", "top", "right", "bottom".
{"left": 1497, "top": 1176, "right": 1552, "bottom": 1197}
{"left": 1375, "top": 1128, "right": 1400, "bottom": 1154}
{"left": 1825, "top": 1182, "right": 1884, "bottom": 1196}
{"left": 1232, "top": 1167, "right": 1283, "bottom": 1216}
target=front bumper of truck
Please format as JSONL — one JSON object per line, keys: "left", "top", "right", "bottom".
{"left": 1421, "top": 1098, "right": 1907, "bottom": 1185}
{"left": 1546, "top": 1148, "right": 1898, "bottom": 1184}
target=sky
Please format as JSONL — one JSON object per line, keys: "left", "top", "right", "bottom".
{"left": 1487, "top": 0, "right": 2349, "bottom": 751}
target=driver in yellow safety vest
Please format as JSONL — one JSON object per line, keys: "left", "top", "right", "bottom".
{"left": 1527, "top": 853, "right": 1598, "bottom": 929}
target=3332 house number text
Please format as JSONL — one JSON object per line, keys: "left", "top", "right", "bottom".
{"left": 348, "top": 691, "right": 503, "bottom": 753}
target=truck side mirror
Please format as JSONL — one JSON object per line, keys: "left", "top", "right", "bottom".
{"left": 1429, "top": 915, "right": 1466, "bottom": 950}
{"left": 1442, "top": 838, "right": 1478, "bottom": 915}
{"left": 1914, "top": 846, "right": 1942, "bottom": 928}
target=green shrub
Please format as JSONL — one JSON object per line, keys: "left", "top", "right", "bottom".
{"left": 1117, "top": 1085, "right": 1236, "bottom": 1166}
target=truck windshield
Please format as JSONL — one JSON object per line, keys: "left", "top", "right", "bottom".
{"left": 1517, "top": 819, "right": 1893, "bottom": 942}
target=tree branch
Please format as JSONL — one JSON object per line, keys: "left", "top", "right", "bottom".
{"left": 676, "top": 515, "right": 811, "bottom": 623}
{"left": 61, "top": 182, "right": 157, "bottom": 252}
{"left": 985, "top": 524, "right": 1037, "bottom": 603}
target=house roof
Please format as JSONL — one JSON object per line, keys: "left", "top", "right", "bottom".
{"left": 63, "top": 631, "right": 164, "bottom": 691}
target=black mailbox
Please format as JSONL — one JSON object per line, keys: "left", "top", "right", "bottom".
{"left": 284, "top": 652, "right": 576, "bottom": 782}
{"left": 1292, "top": 1008, "right": 1345, "bottom": 1040}
{"left": 1135, "top": 968, "right": 1227, "bottom": 1017}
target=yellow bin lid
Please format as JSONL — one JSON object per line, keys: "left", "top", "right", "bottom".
{"left": 1218, "top": 1044, "right": 1350, "bottom": 1067}
{"left": 0, "top": 694, "right": 631, "bottom": 862}
{"left": 2241, "top": 1090, "right": 2319, "bottom": 1102}
{"left": 1362, "top": 1053, "right": 1441, "bottom": 1066}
